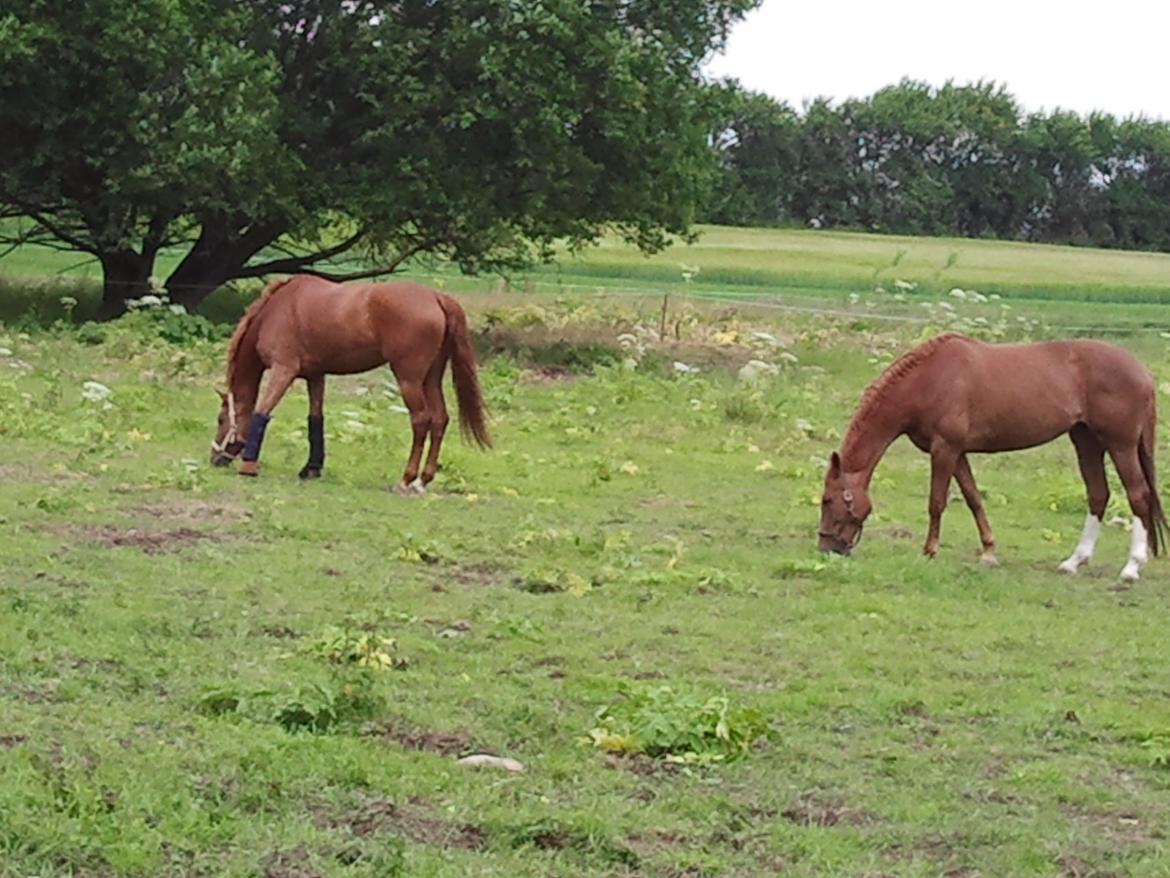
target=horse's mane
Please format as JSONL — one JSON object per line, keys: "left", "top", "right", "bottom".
{"left": 842, "top": 332, "right": 967, "bottom": 452}
{"left": 226, "top": 277, "right": 296, "bottom": 385}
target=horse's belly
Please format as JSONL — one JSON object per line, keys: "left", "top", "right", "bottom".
{"left": 305, "top": 347, "right": 385, "bottom": 376}
{"left": 966, "top": 415, "right": 1073, "bottom": 453}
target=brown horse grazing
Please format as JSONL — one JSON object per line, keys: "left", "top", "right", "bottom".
{"left": 818, "top": 333, "right": 1167, "bottom": 581}
{"left": 210, "top": 275, "right": 490, "bottom": 492}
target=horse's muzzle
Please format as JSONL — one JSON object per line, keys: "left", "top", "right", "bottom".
{"left": 210, "top": 442, "right": 243, "bottom": 467}
{"left": 817, "top": 531, "right": 857, "bottom": 556}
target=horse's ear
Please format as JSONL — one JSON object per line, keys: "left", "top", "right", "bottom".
{"left": 828, "top": 451, "right": 842, "bottom": 478}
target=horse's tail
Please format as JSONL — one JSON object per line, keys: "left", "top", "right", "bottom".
{"left": 1138, "top": 400, "right": 1167, "bottom": 557}
{"left": 437, "top": 293, "right": 491, "bottom": 449}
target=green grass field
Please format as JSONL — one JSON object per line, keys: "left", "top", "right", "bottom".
{"left": 4, "top": 229, "right": 1170, "bottom": 876}
{"left": 6, "top": 223, "right": 1170, "bottom": 328}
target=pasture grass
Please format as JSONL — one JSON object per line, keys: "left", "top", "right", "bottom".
{"left": 3, "top": 293, "right": 1170, "bottom": 876}
{"left": 5, "top": 223, "right": 1170, "bottom": 331}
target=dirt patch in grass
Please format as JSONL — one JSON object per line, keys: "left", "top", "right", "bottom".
{"left": 441, "top": 561, "right": 509, "bottom": 589}
{"left": 361, "top": 717, "right": 472, "bottom": 757}
{"left": 134, "top": 499, "right": 249, "bottom": 524}
{"left": 1054, "top": 853, "right": 1121, "bottom": 878}
{"left": 1062, "top": 803, "right": 1165, "bottom": 845}
{"left": 0, "top": 734, "right": 28, "bottom": 748}
{"left": 0, "top": 462, "right": 90, "bottom": 485}
{"left": 519, "top": 365, "right": 576, "bottom": 384}
{"left": 315, "top": 793, "right": 486, "bottom": 850}
{"left": 781, "top": 795, "right": 873, "bottom": 828}
{"left": 605, "top": 753, "right": 680, "bottom": 778}
{"left": 261, "top": 848, "right": 322, "bottom": 878}
{"left": 53, "top": 524, "right": 228, "bottom": 555}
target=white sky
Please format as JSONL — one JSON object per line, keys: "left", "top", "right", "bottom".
{"left": 704, "top": 0, "right": 1170, "bottom": 122}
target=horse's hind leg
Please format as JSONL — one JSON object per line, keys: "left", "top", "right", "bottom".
{"left": 1107, "top": 444, "right": 1152, "bottom": 581}
{"left": 391, "top": 369, "right": 432, "bottom": 496}
{"left": 954, "top": 455, "right": 997, "bottom": 566}
{"left": 299, "top": 375, "right": 325, "bottom": 480}
{"left": 419, "top": 361, "right": 450, "bottom": 487}
{"left": 1059, "top": 425, "right": 1108, "bottom": 574}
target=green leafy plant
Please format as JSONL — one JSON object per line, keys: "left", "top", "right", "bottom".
{"left": 586, "top": 685, "right": 772, "bottom": 764}
{"left": 198, "top": 675, "right": 383, "bottom": 733}
{"left": 301, "top": 626, "right": 408, "bottom": 671}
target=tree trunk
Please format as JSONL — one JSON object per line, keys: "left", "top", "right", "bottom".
{"left": 97, "top": 249, "right": 155, "bottom": 321}
{"left": 167, "top": 220, "right": 281, "bottom": 312}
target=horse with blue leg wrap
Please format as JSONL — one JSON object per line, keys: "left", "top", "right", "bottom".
{"left": 210, "top": 275, "right": 490, "bottom": 492}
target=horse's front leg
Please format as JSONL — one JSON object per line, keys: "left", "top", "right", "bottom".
{"left": 954, "top": 454, "right": 998, "bottom": 566}
{"left": 238, "top": 366, "right": 297, "bottom": 477}
{"left": 299, "top": 375, "right": 326, "bottom": 480}
{"left": 923, "top": 445, "right": 960, "bottom": 557}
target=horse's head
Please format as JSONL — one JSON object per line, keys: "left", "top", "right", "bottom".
{"left": 210, "top": 389, "right": 244, "bottom": 466}
{"left": 818, "top": 451, "right": 871, "bottom": 555}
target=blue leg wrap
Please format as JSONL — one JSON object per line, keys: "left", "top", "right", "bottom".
{"left": 241, "top": 412, "right": 271, "bottom": 462}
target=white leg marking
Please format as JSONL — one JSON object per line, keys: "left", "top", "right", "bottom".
{"left": 409, "top": 477, "right": 426, "bottom": 495}
{"left": 1120, "top": 518, "right": 1148, "bottom": 582}
{"left": 1058, "top": 514, "right": 1101, "bottom": 574}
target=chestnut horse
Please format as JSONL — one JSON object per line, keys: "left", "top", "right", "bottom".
{"left": 210, "top": 275, "right": 490, "bottom": 492}
{"left": 818, "top": 333, "right": 1167, "bottom": 581}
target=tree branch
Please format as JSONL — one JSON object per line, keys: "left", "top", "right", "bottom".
{"left": 232, "top": 228, "right": 369, "bottom": 279}
{"left": 260, "top": 237, "right": 437, "bottom": 283}
{"left": 10, "top": 202, "right": 97, "bottom": 253}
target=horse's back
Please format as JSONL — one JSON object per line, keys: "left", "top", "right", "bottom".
{"left": 256, "top": 276, "right": 447, "bottom": 376}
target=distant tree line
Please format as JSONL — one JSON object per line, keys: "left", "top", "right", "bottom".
{"left": 707, "top": 79, "right": 1170, "bottom": 252}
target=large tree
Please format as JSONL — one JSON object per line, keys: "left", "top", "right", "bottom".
{"left": 0, "top": 0, "right": 758, "bottom": 318}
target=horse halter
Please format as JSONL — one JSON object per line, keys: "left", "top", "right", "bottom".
{"left": 210, "top": 392, "right": 241, "bottom": 457}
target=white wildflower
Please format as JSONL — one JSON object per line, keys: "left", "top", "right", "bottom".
{"left": 673, "top": 361, "right": 699, "bottom": 374}
{"left": 778, "top": 352, "right": 800, "bottom": 365}
{"left": 738, "top": 359, "right": 779, "bottom": 384}
{"left": 893, "top": 279, "right": 917, "bottom": 292}
{"left": 0, "top": 347, "right": 11, "bottom": 357}
{"left": 81, "top": 381, "right": 112, "bottom": 402}
{"left": 949, "top": 288, "right": 967, "bottom": 300}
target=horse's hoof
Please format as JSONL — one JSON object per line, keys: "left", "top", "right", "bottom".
{"left": 299, "top": 466, "right": 322, "bottom": 480}
{"left": 979, "top": 552, "right": 999, "bottom": 568}
{"left": 391, "top": 481, "right": 425, "bottom": 497}
{"left": 1119, "top": 566, "right": 1141, "bottom": 583}
{"left": 238, "top": 461, "right": 260, "bottom": 477}
{"left": 1057, "top": 559, "right": 1079, "bottom": 575}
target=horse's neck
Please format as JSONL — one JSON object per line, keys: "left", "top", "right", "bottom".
{"left": 840, "top": 375, "right": 916, "bottom": 483}
{"left": 228, "top": 342, "right": 263, "bottom": 415}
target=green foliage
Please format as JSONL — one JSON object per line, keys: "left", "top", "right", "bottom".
{"left": 199, "top": 674, "right": 383, "bottom": 733}
{"left": 301, "top": 626, "right": 409, "bottom": 671}
{"left": 110, "top": 295, "right": 227, "bottom": 345}
{"left": 587, "top": 685, "right": 772, "bottom": 764}
{"left": 706, "top": 78, "right": 1170, "bottom": 253}
{"left": 0, "top": 0, "right": 760, "bottom": 314}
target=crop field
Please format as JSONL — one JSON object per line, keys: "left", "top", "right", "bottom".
{"left": 4, "top": 228, "right": 1170, "bottom": 877}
